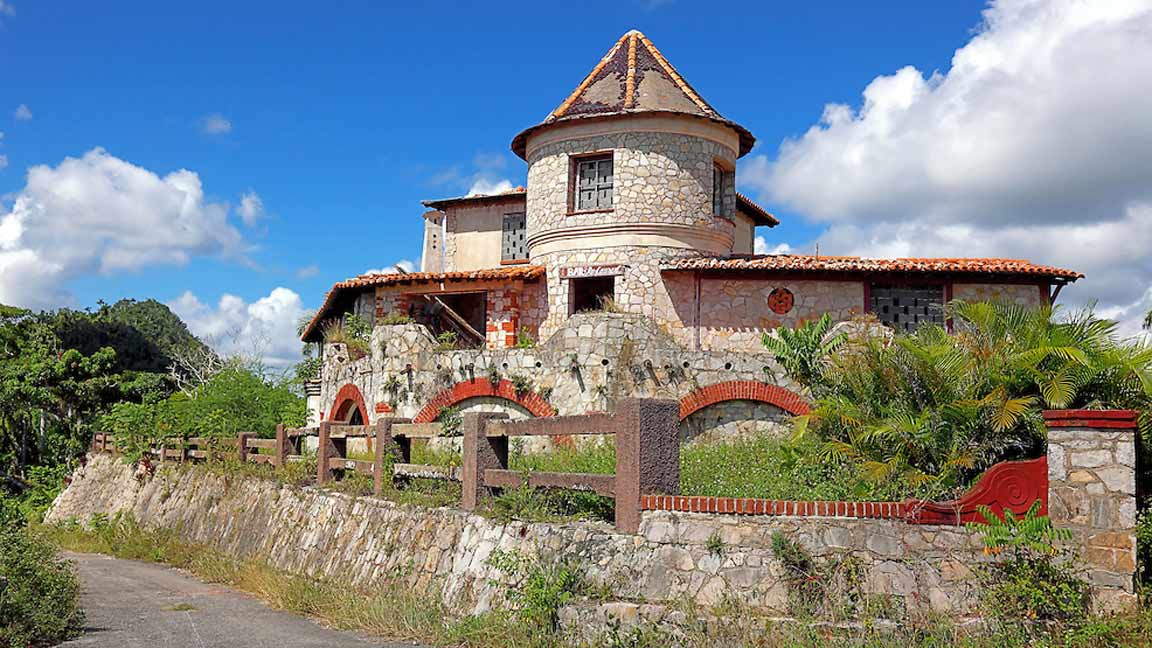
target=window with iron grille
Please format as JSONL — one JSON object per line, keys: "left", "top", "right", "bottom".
{"left": 501, "top": 212, "right": 527, "bottom": 261}
{"left": 713, "top": 164, "right": 727, "bottom": 216}
{"left": 574, "top": 156, "right": 613, "bottom": 211}
{"left": 869, "top": 284, "right": 945, "bottom": 333}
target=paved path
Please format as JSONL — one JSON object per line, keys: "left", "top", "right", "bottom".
{"left": 62, "top": 552, "right": 426, "bottom": 648}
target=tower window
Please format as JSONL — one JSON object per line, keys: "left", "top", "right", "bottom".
{"left": 501, "top": 212, "right": 527, "bottom": 262}
{"left": 713, "top": 164, "right": 729, "bottom": 217}
{"left": 574, "top": 155, "right": 613, "bottom": 211}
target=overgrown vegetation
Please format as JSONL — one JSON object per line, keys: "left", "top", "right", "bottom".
{"left": 768, "top": 302, "right": 1152, "bottom": 498}
{"left": 0, "top": 508, "right": 82, "bottom": 647}
{"left": 968, "top": 501, "right": 1087, "bottom": 626}
{"left": 321, "top": 313, "right": 371, "bottom": 358}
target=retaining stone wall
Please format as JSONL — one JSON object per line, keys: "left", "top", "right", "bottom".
{"left": 48, "top": 455, "right": 988, "bottom": 621}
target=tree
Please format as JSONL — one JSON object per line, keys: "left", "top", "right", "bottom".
{"left": 766, "top": 302, "right": 1152, "bottom": 498}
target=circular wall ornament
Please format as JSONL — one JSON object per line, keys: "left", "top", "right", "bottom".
{"left": 768, "top": 287, "right": 794, "bottom": 315}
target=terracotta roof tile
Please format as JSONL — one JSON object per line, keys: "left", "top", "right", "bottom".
{"left": 300, "top": 266, "right": 545, "bottom": 342}
{"left": 512, "top": 30, "right": 755, "bottom": 159}
{"left": 661, "top": 255, "right": 1084, "bottom": 280}
{"left": 735, "top": 193, "right": 778, "bottom": 227}
{"left": 421, "top": 186, "right": 526, "bottom": 210}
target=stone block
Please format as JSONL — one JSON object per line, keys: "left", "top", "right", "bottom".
{"left": 1070, "top": 450, "right": 1112, "bottom": 469}
{"left": 1094, "top": 466, "right": 1135, "bottom": 495}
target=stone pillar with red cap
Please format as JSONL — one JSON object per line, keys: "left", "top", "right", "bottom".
{"left": 1044, "top": 409, "right": 1138, "bottom": 612}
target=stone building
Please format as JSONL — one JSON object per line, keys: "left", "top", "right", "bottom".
{"left": 300, "top": 30, "right": 1081, "bottom": 436}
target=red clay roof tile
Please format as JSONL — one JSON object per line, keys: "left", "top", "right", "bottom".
{"left": 661, "top": 255, "right": 1083, "bottom": 279}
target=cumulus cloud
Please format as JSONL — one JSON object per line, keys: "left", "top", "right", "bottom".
{"left": 0, "top": 148, "right": 245, "bottom": 308}
{"left": 467, "top": 178, "right": 514, "bottom": 196}
{"left": 199, "top": 113, "right": 232, "bottom": 135}
{"left": 169, "top": 287, "right": 306, "bottom": 368}
{"left": 363, "top": 259, "right": 416, "bottom": 275}
{"left": 432, "top": 151, "right": 517, "bottom": 197}
{"left": 237, "top": 190, "right": 265, "bottom": 226}
{"left": 13, "top": 104, "right": 31, "bottom": 121}
{"left": 754, "top": 237, "right": 792, "bottom": 255}
{"left": 744, "top": 0, "right": 1152, "bottom": 336}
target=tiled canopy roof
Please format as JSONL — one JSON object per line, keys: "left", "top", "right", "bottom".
{"left": 512, "top": 30, "right": 755, "bottom": 159}
{"left": 300, "top": 266, "right": 546, "bottom": 342}
{"left": 662, "top": 255, "right": 1084, "bottom": 280}
{"left": 421, "top": 186, "right": 527, "bottom": 210}
{"left": 736, "top": 193, "right": 778, "bottom": 227}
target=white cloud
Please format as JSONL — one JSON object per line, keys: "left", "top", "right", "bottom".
{"left": 296, "top": 264, "right": 319, "bottom": 279}
{"left": 199, "top": 113, "right": 232, "bottom": 135}
{"left": 0, "top": 1, "right": 13, "bottom": 17}
{"left": 13, "top": 104, "right": 31, "bottom": 121}
{"left": 363, "top": 259, "right": 416, "bottom": 275}
{"left": 745, "top": 0, "right": 1152, "bottom": 336}
{"left": 0, "top": 155, "right": 7, "bottom": 170}
{"left": 237, "top": 190, "right": 265, "bottom": 226}
{"left": 467, "top": 178, "right": 514, "bottom": 196}
{"left": 169, "top": 287, "right": 306, "bottom": 368}
{"left": 0, "top": 148, "right": 245, "bottom": 309}
{"left": 754, "top": 237, "right": 792, "bottom": 255}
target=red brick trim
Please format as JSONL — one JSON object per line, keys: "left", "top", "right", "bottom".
{"left": 328, "top": 383, "right": 369, "bottom": 423}
{"left": 641, "top": 495, "right": 906, "bottom": 519}
{"left": 1043, "top": 409, "right": 1138, "bottom": 429}
{"left": 678, "top": 381, "right": 810, "bottom": 420}
{"left": 374, "top": 402, "right": 393, "bottom": 414}
{"left": 413, "top": 379, "right": 558, "bottom": 423}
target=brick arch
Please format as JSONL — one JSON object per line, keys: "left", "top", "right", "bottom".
{"left": 678, "top": 381, "right": 810, "bottom": 420}
{"left": 329, "top": 383, "right": 369, "bottom": 423}
{"left": 413, "top": 379, "right": 558, "bottom": 424}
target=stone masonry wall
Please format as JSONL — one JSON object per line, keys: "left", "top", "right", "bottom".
{"left": 317, "top": 313, "right": 805, "bottom": 438}
{"left": 48, "top": 454, "right": 989, "bottom": 622}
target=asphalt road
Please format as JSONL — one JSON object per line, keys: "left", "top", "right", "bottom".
{"left": 61, "top": 552, "right": 426, "bottom": 648}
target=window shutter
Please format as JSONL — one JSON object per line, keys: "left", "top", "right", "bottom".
{"left": 576, "top": 157, "right": 613, "bottom": 210}
{"left": 501, "top": 213, "right": 527, "bottom": 261}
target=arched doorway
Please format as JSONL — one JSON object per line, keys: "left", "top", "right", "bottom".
{"left": 329, "top": 383, "right": 369, "bottom": 424}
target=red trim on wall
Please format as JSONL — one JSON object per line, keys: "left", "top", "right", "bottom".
{"left": 412, "top": 379, "right": 558, "bottom": 423}
{"left": 328, "top": 383, "right": 369, "bottom": 423}
{"left": 1043, "top": 409, "right": 1138, "bottom": 429}
{"left": 678, "top": 381, "right": 811, "bottom": 420}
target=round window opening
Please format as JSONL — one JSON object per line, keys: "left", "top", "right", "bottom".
{"left": 768, "top": 287, "right": 794, "bottom": 315}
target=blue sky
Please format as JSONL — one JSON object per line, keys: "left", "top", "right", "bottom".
{"left": 2, "top": 0, "right": 1150, "bottom": 361}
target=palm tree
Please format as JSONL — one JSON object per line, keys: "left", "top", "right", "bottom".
{"left": 766, "top": 302, "right": 1152, "bottom": 498}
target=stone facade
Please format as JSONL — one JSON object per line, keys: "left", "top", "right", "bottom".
{"left": 953, "top": 282, "right": 1047, "bottom": 307}
{"left": 317, "top": 313, "right": 806, "bottom": 445}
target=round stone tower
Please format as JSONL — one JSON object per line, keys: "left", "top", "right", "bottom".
{"left": 511, "top": 30, "right": 756, "bottom": 337}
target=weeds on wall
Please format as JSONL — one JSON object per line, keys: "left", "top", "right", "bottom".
{"left": 509, "top": 373, "right": 534, "bottom": 396}
{"left": 434, "top": 331, "right": 459, "bottom": 352}
{"left": 514, "top": 327, "right": 537, "bottom": 349}
{"left": 377, "top": 312, "right": 413, "bottom": 326}
{"left": 769, "top": 531, "right": 866, "bottom": 619}
{"left": 487, "top": 548, "right": 586, "bottom": 629}
{"left": 967, "top": 501, "right": 1087, "bottom": 625}
{"left": 435, "top": 406, "right": 463, "bottom": 437}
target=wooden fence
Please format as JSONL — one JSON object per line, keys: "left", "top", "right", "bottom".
{"left": 91, "top": 397, "right": 1056, "bottom": 535}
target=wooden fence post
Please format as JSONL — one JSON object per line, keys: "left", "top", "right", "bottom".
{"left": 274, "top": 424, "right": 287, "bottom": 467}
{"left": 461, "top": 412, "right": 510, "bottom": 510}
{"left": 237, "top": 432, "right": 253, "bottom": 464}
{"left": 317, "top": 421, "right": 333, "bottom": 485}
{"left": 614, "top": 398, "right": 680, "bottom": 534}
{"left": 373, "top": 417, "right": 411, "bottom": 496}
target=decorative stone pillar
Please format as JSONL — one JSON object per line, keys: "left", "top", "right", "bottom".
{"left": 1044, "top": 409, "right": 1138, "bottom": 612}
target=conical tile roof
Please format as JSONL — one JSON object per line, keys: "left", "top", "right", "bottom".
{"left": 512, "top": 30, "right": 755, "bottom": 158}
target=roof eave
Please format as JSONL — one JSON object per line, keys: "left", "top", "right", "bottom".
{"left": 511, "top": 111, "right": 756, "bottom": 160}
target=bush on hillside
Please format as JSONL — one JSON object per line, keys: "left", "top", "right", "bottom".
{"left": 0, "top": 512, "right": 83, "bottom": 647}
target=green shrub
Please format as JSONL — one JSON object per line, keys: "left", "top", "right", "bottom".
{"left": 487, "top": 548, "right": 584, "bottom": 629}
{"left": 0, "top": 525, "right": 83, "bottom": 647}
{"left": 968, "top": 501, "right": 1087, "bottom": 623}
